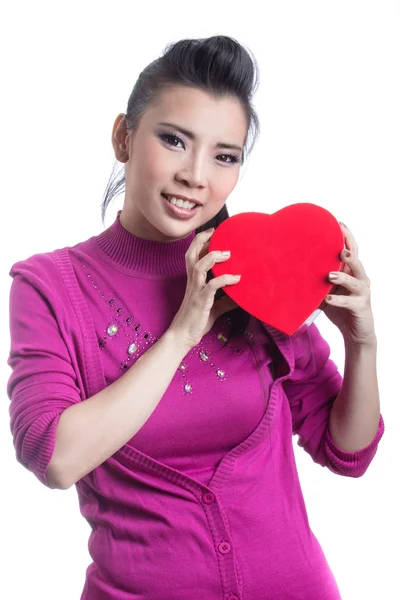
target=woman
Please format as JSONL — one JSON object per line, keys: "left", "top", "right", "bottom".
{"left": 7, "top": 35, "right": 384, "bottom": 600}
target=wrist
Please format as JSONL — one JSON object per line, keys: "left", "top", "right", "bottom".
{"left": 163, "top": 327, "right": 193, "bottom": 358}
{"left": 344, "top": 335, "right": 377, "bottom": 355}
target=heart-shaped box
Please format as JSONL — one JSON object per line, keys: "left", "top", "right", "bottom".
{"left": 209, "top": 203, "right": 345, "bottom": 336}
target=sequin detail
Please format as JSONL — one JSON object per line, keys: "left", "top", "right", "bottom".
{"left": 79, "top": 257, "right": 158, "bottom": 371}
{"left": 176, "top": 317, "right": 251, "bottom": 393}
{"left": 78, "top": 257, "right": 251, "bottom": 391}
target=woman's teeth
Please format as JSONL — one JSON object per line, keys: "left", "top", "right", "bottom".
{"left": 164, "top": 195, "right": 196, "bottom": 210}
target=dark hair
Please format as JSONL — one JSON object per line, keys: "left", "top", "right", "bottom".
{"left": 101, "top": 35, "right": 261, "bottom": 338}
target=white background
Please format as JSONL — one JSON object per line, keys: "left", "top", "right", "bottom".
{"left": 1, "top": 1, "right": 399, "bottom": 598}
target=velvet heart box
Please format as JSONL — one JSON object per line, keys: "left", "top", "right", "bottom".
{"left": 209, "top": 202, "right": 345, "bottom": 336}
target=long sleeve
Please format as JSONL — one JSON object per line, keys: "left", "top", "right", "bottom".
{"left": 282, "top": 323, "right": 384, "bottom": 477}
{"left": 7, "top": 269, "right": 83, "bottom": 488}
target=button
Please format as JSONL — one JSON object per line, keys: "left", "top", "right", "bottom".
{"left": 218, "top": 541, "right": 231, "bottom": 554}
{"left": 226, "top": 595, "right": 239, "bottom": 600}
{"left": 202, "top": 492, "right": 215, "bottom": 504}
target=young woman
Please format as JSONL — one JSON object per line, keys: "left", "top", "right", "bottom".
{"left": 7, "top": 35, "right": 384, "bottom": 600}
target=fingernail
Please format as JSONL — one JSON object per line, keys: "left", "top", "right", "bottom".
{"left": 329, "top": 272, "right": 338, "bottom": 279}
{"left": 339, "top": 221, "right": 347, "bottom": 228}
{"left": 232, "top": 275, "right": 241, "bottom": 280}
{"left": 344, "top": 249, "right": 351, "bottom": 258}
{"left": 221, "top": 251, "right": 231, "bottom": 257}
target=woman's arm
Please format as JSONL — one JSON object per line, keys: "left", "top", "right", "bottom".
{"left": 328, "top": 338, "right": 380, "bottom": 453}
{"left": 48, "top": 329, "right": 188, "bottom": 489}
{"left": 323, "top": 222, "right": 382, "bottom": 454}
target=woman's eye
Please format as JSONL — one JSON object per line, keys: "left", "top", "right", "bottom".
{"left": 159, "top": 133, "right": 184, "bottom": 148}
{"left": 219, "top": 154, "right": 240, "bottom": 164}
{"left": 159, "top": 133, "right": 240, "bottom": 165}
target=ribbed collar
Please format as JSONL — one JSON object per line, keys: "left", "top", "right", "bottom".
{"left": 95, "top": 210, "right": 196, "bottom": 276}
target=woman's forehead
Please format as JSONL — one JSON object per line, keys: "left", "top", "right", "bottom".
{"left": 147, "top": 86, "right": 248, "bottom": 139}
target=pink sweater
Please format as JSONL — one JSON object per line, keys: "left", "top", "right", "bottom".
{"left": 7, "top": 210, "right": 385, "bottom": 600}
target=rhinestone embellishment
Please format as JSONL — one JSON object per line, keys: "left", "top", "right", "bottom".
{"left": 77, "top": 256, "right": 254, "bottom": 393}
{"left": 77, "top": 258, "right": 159, "bottom": 371}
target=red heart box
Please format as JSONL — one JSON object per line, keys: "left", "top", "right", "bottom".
{"left": 209, "top": 203, "right": 345, "bottom": 336}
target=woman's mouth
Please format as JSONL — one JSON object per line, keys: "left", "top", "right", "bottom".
{"left": 161, "top": 194, "right": 200, "bottom": 220}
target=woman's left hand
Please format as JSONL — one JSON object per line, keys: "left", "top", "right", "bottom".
{"left": 321, "top": 222, "right": 377, "bottom": 347}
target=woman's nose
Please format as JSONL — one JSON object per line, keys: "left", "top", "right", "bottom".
{"left": 175, "top": 156, "right": 207, "bottom": 188}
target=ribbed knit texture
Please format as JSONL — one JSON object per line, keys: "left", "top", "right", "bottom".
{"left": 7, "top": 210, "right": 385, "bottom": 599}
{"left": 96, "top": 210, "right": 195, "bottom": 275}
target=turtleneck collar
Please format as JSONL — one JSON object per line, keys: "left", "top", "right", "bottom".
{"left": 95, "top": 210, "right": 197, "bottom": 276}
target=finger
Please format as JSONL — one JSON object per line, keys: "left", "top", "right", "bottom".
{"left": 194, "top": 251, "right": 231, "bottom": 287}
{"left": 325, "top": 293, "right": 370, "bottom": 311}
{"left": 203, "top": 274, "right": 241, "bottom": 300}
{"left": 185, "top": 228, "right": 214, "bottom": 267}
{"left": 339, "top": 250, "right": 370, "bottom": 286}
{"left": 198, "top": 239, "right": 211, "bottom": 262}
{"left": 339, "top": 222, "right": 359, "bottom": 257}
{"left": 198, "top": 246, "right": 231, "bottom": 268}
{"left": 328, "top": 271, "right": 370, "bottom": 296}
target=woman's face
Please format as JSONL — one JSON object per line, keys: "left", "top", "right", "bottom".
{"left": 112, "top": 85, "right": 248, "bottom": 242}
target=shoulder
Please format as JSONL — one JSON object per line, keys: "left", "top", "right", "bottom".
{"left": 9, "top": 231, "right": 96, "bottom": 285}
{"left": 291, "top": 322, "right": 327, "bottom": 351}
{"left": 9, "top": 248, "right": 68, "bottom": 297}
{"left": 10, "top": 249, "right": 59, "bottom": 276}
{"left": 8, "top": 243, "right": 82, "bottom": 313}
{"left": 289, "top": 322, "right": 334, "bottom": 380}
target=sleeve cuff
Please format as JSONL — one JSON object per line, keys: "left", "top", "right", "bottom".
{"left": 20, "top": 411, "right": 62, "bottom": 488}
{"left": 325, "top": 413, "right": 385, "bottom": 477}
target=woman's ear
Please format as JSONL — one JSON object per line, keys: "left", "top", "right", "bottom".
{"left": 111, "top": 114, "right": 129, "bottom": 163}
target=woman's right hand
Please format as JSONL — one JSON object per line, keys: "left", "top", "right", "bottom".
{"left": 168, "top": 228, "right": 241, "bottom": 352}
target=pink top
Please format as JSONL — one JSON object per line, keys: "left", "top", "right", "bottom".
{"left": 7, "top": 210, "right": 385, "bottom": 600}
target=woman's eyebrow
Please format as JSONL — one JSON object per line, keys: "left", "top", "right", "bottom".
{"left": 157, "top": 121, "right": 243, "bottom": 153}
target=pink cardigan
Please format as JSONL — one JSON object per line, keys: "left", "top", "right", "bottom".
{"left": 7, "top": 210, "right": 385, "bottom": 599}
